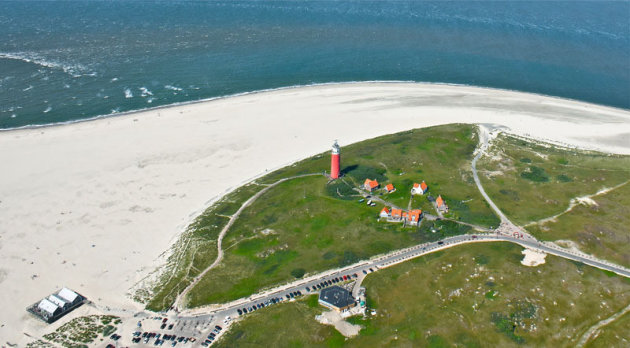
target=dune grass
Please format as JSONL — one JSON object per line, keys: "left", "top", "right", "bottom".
{"left": 477, "top": 133, "right": 630, "bottom": 267}
{"left": 215, "top": 243, "right": 630, "bottom": 347}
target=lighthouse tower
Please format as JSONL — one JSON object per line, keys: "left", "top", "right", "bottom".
{"left": 330, "top": 140, "right": 341, "bottom": 179}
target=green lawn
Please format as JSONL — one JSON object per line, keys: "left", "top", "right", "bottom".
{"left": 184, "top": 124, "right": 500, "bottom": 307}
{"left": 215, "top": 243, "right": 630, "bottom": 347}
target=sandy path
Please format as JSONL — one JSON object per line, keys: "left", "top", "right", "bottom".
{"left": 1, "top": 82, "right": 629, "bottom": 344}
{"left": 576, "top": 302, "right": 630, "bottom": 347}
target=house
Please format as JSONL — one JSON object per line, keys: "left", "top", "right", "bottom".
{"left": 47, "top": 295, "right": 69, "bottom": 311}
{"left": 363, "top": 179, "right": 379, "bottom": 192}
{"left": 379, "top": 207, "right": 391, "bottom": 219}
{"left": 436, "top": 195, "right": 449, "bottom": 213}
{"left": 319, "top": 286, "right": 356, "bottom": 312}
{"left": 407, "top": 209, "right": 423, "bottom": 225}
{"left": 37, "top": 299, "right": 61, "bottom": 321}
{"left": 27, "top": 287, "right": 86, "bottom": 323}
{"left": 391, "top": 208, "right": 403, "bottom": 220}
{"left": 411, "top": 181, "right": 428, "bottom": 195}
{"left": 385, "top": 183, "right": 396, "bottom": 193}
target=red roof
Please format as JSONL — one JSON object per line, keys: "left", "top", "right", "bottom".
{"left": 408, "top": 209, "right": 422, "bottom": 221}
{"left": 436, "top": 195, "right": 445, "bottom": 207}
{"left": 385, "top": 183, "right": 395, "bottom": 191}
{"left": 420, "top": 181, "right": 428, "bottom": 191}
{"left": 364, "top": 179, "right": 379, "bottom": 189}
{"left": 391, "top": 209, "right": 403, "bottom": 218}
{"left": 380, "top": 207, "right": 390, "bottom": 214}
{"left": 413, "top": 183, "right": 420, "bottom": 188}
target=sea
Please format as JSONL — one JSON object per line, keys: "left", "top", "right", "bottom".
{"left": 1, "top": 0, "right": 629, "bottom": 129}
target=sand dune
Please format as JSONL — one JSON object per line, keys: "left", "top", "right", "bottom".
{"left": 1, "top": 82, "right": 629, "bottom": 343}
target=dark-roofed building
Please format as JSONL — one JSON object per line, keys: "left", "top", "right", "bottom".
{"left": 27, "top": 287, "right": 86, "bottom": 323}
{"left": 319, "top": 286, "right": 356, "bottom": 312}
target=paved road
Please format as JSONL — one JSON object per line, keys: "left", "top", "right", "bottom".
{"left": 158, "top": 231, "right": 630, "bottom": 347}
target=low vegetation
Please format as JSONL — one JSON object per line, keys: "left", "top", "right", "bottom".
{"left": 185, "top": 124, "right": 499, "bottom": 307}
{"left": 527, "top": 182, "right": 630, "bottom": 267}
{"left": 216, "top": 243, "right": 630, "bottom": 347}
{"left": 42, "top": 315, "right": 121, "bottom": 348}
{"left": 585, "top": 310, "right": 630, "bottom": 348}
{"left": 477, "top": 133, "right": 630, "bottom": 267}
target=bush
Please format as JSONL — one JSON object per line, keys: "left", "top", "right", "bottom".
{"left": 290, "top": 268, "right": 305, "bottom": 278}
{"left": 520, "top": 166, "right": 549, "bottom": 182}
{"left": 342, "top": 164, "right": 387, "bottom": 183}
{"left": 556, "top": 174, "right": 572, "bottom": 182}
{"left": 325, "top": 180, "right": 356, "bottom": 200}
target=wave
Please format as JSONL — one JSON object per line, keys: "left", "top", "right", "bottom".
{"left": 165, "top": 85, "right": 183, "bottom": 92}
{"left": 43, "top": 106, "right": 52, "bottom": 113}
{"left": 0, "top": 52, "right": 95, "bottom": 78}
{"left": 124, "top": 88, "right": 133, "bottom": 99}
{"left": 139, "top": 87, "right": 153, "bottom": 97}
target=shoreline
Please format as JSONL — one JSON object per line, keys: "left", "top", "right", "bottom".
{"left": 1, "top": 82, "right": 629, "bottom": 344}
{"left": 2, "top": 81, "right": 628, "bottom": 132}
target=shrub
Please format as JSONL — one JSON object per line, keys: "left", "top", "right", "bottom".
{"left": 290, "top": 268, "right": 305, "bottom": 278}
{"left": 520, "top": 166, "right": 549, "bottom": 182}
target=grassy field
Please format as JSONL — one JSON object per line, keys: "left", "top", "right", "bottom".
{"left": 585, "top": 310, "right": 630, "bottom": 348}
{"left": 526, "top": 182, "right": 630, "bottom": 268}
{"left": 215, "top": 243, "right": 630, "bottom": 347}
{"left": 476, "top": 134, "right": 630, "bottom": 267}
{"left": 184, "top": 124, "right": 500, "bottom": 307}
{"left": 215, "top": 295, "right": 344, "bottom": 348}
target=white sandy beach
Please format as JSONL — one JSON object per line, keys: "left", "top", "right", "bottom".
{"left": 1, "top": 82, "right": 629, "bottom": 344}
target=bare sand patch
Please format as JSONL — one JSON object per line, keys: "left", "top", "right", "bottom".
{"left": 521, "top": 248, "right": 548, "bottom": 267}
{"left": 316, "top": 310, "right": 361, "bottom": 337}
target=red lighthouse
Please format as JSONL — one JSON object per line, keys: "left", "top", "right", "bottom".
{"left": 330, "top": 140, "right": 341, "bottom": 179}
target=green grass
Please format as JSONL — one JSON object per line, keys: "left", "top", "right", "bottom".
{"left": 526, "top": 182, "right": 630, "bottom": 268}
{"left": 477, "top": 134, "right": 630, "bottom": 226}
{"left": 216, "top": 243, "right": 630, "bottom": 347}
{"left": 477, "top": 134, "right": 630, "bottom": 267}
{"left": 184, "top": 125, "right": 500, "bottom": 307}
{"left": 214, "top": 296, "right": 340, "bottom": 348}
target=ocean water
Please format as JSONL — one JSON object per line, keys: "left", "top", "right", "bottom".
{"left": 1, "top": 0, "right": 628, "bottom": 129}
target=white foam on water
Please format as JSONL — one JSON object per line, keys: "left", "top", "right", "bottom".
{"left": 43, "top": 106, "right": 52, "bottom": 113}
{"left": 165, "top": 85, "right": 183, "bottom": 91}
{"left": 124, "top": 88, "right": 133, "bottom": 98}
{"left": 22, "top": 85, "right": 33, "bottom": 91}
{"left": 139, "top": 87, "right": 153, "bottom": 97}
{"left": 0, "top": 52, "right": 94, "bottom": 78}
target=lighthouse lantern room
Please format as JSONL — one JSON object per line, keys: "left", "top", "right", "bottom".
{"left": 330, "top": 140, "right": 341, "bottom": 179}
